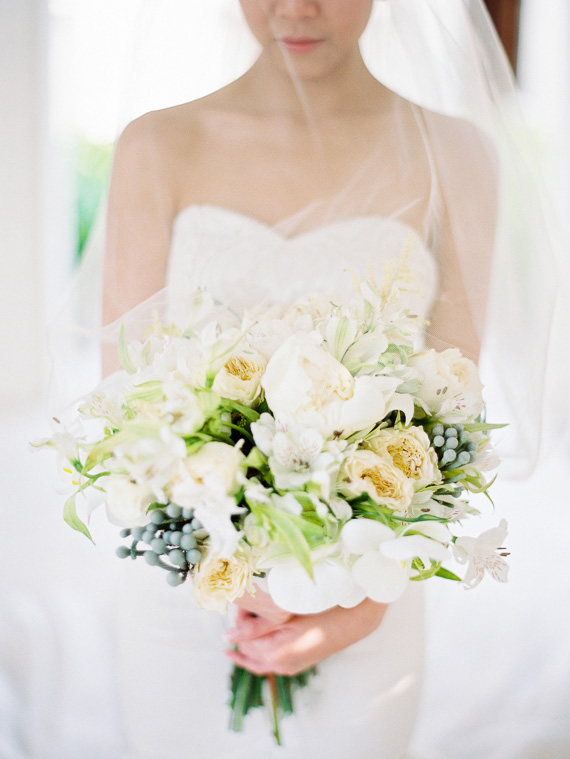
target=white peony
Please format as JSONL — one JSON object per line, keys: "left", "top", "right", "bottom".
{"left": 262, "top": 334, "right": 413, "bottom": 438}
{"left": 409, "top": 348, "right": 484, "bottom": 422}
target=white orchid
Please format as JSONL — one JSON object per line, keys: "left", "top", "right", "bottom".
{"left": 453, "top": 519, "right": 509, "bottom": 588}
{"left": 341, "top": 519, "right": 451, "bottom": 603}
{"left": 263, "top": 545, "right": 365, "bottom": 614}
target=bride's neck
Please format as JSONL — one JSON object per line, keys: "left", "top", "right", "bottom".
{"left": 239, "top": 49, "right": 385, "bottom": 122}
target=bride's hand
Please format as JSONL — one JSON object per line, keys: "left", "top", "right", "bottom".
{"left": 224, "top": 599, "right": 388, "bottom": 676}
{"left": 233, "top": 587, "right": 294, "bottom": 625}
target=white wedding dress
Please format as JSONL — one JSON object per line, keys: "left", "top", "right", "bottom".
{"left": 115, "top": 204, "right": 439, "bottom": 759}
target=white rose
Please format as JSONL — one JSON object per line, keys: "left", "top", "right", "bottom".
{"left": 192, "top": 553, "right": 256, "bottom": 613}
{"left": 365, "top": 426, "right": 441, "bottom": 489}
{"left": 338, "top": 449, "right": 414, "bottom": 513}
{"left": 409, "top": 348, "right": 484, "bottom": 422}
{"left": 184, "top": 441, "right": 245, "bottom": 495}
{"left": 212, "top": 349, "right": 267, "bottom": 406}
{"left": 104, "top": 474, "right": 154, "bottom": 527}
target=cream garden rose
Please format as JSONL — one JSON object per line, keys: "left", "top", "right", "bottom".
{"left": 192, "top": 553, "right": 256, "bottom": 613}
{"left": 212, "top": 349, "right": 267, "bottom": 406}
{"left": 183, "top": 441, "right": 245, "bottom": 495}
{"left": 365, "top": 426, "right": 441, "bottom": 490}
{"left": 408, "top": 348, "right": 484, "bottom": 422}
{"left": 338, "top": 449, "right": 414, "bottom": 512}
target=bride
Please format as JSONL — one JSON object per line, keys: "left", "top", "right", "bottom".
{"left": 95, "top": 1, "right": 550, "bottom": 757}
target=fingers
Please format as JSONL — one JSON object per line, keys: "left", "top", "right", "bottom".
{"left": 234, "top": 588, "right": 292, "bottom": 625}
{"left": 225, "top": 608, "right": 284, "bottom": 644}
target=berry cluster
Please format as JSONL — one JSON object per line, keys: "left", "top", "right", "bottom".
{"left": 116, "top": 504, "right": 206, "bottom": 586}
{"left": 430, "top": 423, "right": 478, "bottom": 470}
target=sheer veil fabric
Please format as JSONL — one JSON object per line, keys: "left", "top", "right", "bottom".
{"left": 42, "top": 1, "right": 562, "bottom": 757}
{"left": 51, "top": 0, "right": 557, "bottom": 476}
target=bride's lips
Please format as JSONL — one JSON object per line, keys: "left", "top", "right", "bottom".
{"left": 278, "top": 37, "right": 324, "bottom": 54}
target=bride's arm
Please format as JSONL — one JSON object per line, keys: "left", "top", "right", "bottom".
{"left": 424, "top": 116, "right": 499, "bottom": 362}
{"left": 102, "top": 114, "right": 175, "bottom": 374}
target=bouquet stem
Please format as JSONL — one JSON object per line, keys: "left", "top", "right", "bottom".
{"left": 229, "top": 663, "right": 316, "bottom": 745}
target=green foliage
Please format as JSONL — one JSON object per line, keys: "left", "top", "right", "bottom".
{"left": 75, "top": 138, "right": 113, "bottom": 261}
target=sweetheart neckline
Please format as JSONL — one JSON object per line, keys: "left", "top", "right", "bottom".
{"left": 172, "top": 202, "right": 435, "bottom": 252}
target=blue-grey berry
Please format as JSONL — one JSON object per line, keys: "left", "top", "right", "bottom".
{"left": 116, "top": 546, "right": 131, "bottom": 559}
{"left": 169, "top": 549, "right": 188, "bottom": 569}
{"left": 182, "top": 523, "right": 194, "bottom": 534}
{"left": 446, "top": 438, "right": 459, "bottom": 450}
{"left": 432, "top": 424, "right": 444, "bottom": 437}
{"left": 166, "top": 504, "right": 182, "bottom": 519}
{"left": 142, "top": 530, "right": 155, "bottom": 545}
{"left": 150, "top": 537, "right": 167, "bottom": 554}
{"left": 444, "top": 427, "right": 458, "bottom": 438}
{"left": 433, "top": 435, "right": 445, "bottom": 448}
{"left": 150, "top": 510, "right": 166, "bottom": 525}
{"left": 163, "top": 531, "right": 173, "bottom": 544}
{"left": 442, "top": 449, "right": 457, "bottom": 464}
{"left": 166, "top": 571, "right": 185, "bottom": 587}
{"left": 180, "top": 534, "right": 197, "bottom": 551}
{"left": 132, "top": 526, "right": 145, "bottom": 541}
{"left": 186, "top": 548, "right": 202, "bottom": 565}
{"left": 182, "top": 508, "right": 194, "bottom": 520}
{"left": 144, "top": 551, "right": 161, "bottom": 566}
{"left": 191, "top": 518, "right": 203, "bottom": 530}
{"left": 170, "top": 531, "right": 183, "bottom": 546}
{"left": 457, "top": 451, "right": 471, "bottom": 465}
{"left": 453, "top": 424, "right": 464, "bottom": 434}
{"left": 119, "top": 528, "right": 131, "bottom": 538}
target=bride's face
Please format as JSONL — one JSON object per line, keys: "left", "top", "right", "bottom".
{"left": 239, "top": 0, "right": 374, "bottom": 79}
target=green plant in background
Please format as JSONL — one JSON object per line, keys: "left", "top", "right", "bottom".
{"left": 76, "top": 138, "right": 113, "bottom": 261}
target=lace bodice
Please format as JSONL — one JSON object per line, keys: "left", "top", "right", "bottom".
{"left": 166, "top": 204, "right": 438, "bottom": 317}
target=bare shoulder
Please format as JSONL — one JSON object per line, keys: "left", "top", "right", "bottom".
{"left": 420, "top": 107, "right": 499, "bottom": 182}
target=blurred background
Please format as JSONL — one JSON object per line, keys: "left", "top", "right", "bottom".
{"left": 0, "top": 1, "right": 568, "bottom": 757}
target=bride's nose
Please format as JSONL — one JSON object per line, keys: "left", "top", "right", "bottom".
{"left": 273, "top": 0, "right": 319, "bottom": 20}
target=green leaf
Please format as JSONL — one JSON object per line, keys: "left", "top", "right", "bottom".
{"left": 220, "top": 398, "right": 260, "bottom": 423}
{"left": 254, "top": 505, "right": 315, "bottom": 579}
{"left": 435, "top": 567, "right": 462, "bottom": 582}
{"left": 463, "top": 422, "right": 508, "bottom": 433}
{"left": 63, "top": 494, "right": 94, "bottom": 543}
{"left": 118, "top": 324, "right": 137, "bottom": 375}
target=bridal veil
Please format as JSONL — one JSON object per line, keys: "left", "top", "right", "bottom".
{"left": 48, "top": 0, "right": 558, "bottom": 476}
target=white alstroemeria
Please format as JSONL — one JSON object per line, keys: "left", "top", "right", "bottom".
{"left": 110, "top": 427, "right": 187, "bottom": 504}
{"left": 263, "top": 545, "right": 365, "bottom": 614}
{"left": 171, "top": 473, "right": 243, "bottom": 558}
{"left": 340, "top": 326, "right": 391, "bottom": 374}
{"left": 409, "top": 348, "right": 484, "bottom": 423}
{"left": 252, "top": 413, "right": 345, "bottom": 497}
{"left": 104, "top": 474, "right": 155, "bottom": 527}
{"left": 159, "top": 378, "right": 209, "bottom": 436}
{"left": 341, "top": 519, "right": 450, "bottom": 603}
{"left": 322, "top": 314, "right": 360, "bottom": 362}
{"left": 453, "top": 519, "right": 509, "bottom": 588}
{"left": 333, "top": 375, "right": 414, "bottom": 436}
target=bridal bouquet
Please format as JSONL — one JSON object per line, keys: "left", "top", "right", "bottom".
{"left": 36, "top": 254, "right": 508, "bottom": 743}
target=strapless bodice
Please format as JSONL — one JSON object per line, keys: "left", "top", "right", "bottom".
{"left": 166, "top": 204, "right": 438, "bottom": 317}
